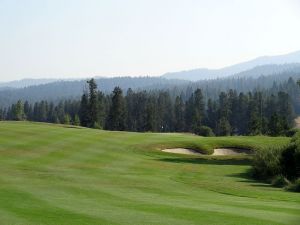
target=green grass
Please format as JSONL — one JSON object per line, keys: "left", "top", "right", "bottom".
{"left": 0, "top": 121, "right": 299, "bottom": 225}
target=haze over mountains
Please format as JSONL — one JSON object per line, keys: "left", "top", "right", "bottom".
{"left": 0, "top": 50, "right": 300, "bottom": 108}
{"left": 163, "top": 50, "right": 300, "bottom": 81}
{"left": 1, "top": 50, "right": 300, "bottom": 88}
{"left": 0, "top": 79, "right": 59, "bottom": 90}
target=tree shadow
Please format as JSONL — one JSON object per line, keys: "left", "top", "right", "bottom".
{"left": 157, "top": 156, "right": 273, "bottom": 188}
{"left": 63, "top": 126, "right": 85, "bottom": 129}
{"left": 156, "top": 156, "right": 251, "bottom": 166}
{"left": 226, "top": 169, "right": 272, "bottom": 187}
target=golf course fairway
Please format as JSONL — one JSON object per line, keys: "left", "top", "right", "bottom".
{"left": 0, "top": 122, "right": 299, "bottom": 225}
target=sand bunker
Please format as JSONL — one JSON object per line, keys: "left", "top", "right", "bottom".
{"left": 162, "top": 148, "right": 252, "bottom": 156}
{"left": 212, "top": 148, "right": 251, "bottom": 155}
{"left": 162, "top": 148, "right": 202, "bottom": 155}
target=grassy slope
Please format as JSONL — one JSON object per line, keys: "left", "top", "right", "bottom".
{"left": 0, "top": 122, "right": 299, "bottom": 225}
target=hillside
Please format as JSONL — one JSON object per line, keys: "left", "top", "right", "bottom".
{"left": 1, "top": 68, "right": 300, "bottom": 109}
{"left": 0, "top": 122, "right": 299, "bottom": 225}
{"left": 231, "top": 63, "right": 300, "bottom": 79}
{"left": 0, "top": 78, "right": 59, "bottom": 89}
{"left": 163, "top": 50, "right": 300, "bottom": 81}
{"left": 0, "top": 77, "right": 188, "bottom": 108}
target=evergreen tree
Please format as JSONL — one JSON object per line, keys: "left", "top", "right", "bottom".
{"left": 216, "top": 117, "right": 231, "bottom": 136}
{"left": 248, "top": 92, "right": 262, "bottom": 135}
{"left": 174, "top": 96, "right": 185, "bottom": 132}
{"left": 97, "top": 91, "right": 105, "bottom": 128}
{"left": 125, "top": 88, "right": 137, "bottom": 131}
{"left": 23, "top": 101, "right": 32, "bottom": 120}
{"left": 79, "top": 93, "right": 90, "bottom": 127}
{"left": 237, "top": 93, "right": 249, "bottom": 134}
{"left": 87, "top": 79, "right": 99, "bottom": 127}
{"left": 13, "top": 100, "right": 25, "bottom": 121}
{"left": 107, "top": 87, "right": 126, "bottom": 130}
{"left": 192, "top": 89, "right": 205, "bottom": 129}
{"left": 74, "top": 114, "right": 80, "bottom": 126}
{"left": 228, "top": 90, "right": 239, "bottom": 134}
{"left": 268, "top": 113, "right": 283, "bottom": 136}
{"left": 64, "top": 114, "right": 71, "bottom": 125}
{"left": 144, "top": 96, "right": 156, "bottom": 131}
{"left": 185, "top": 93, "right": 194, "bottom": 131}
{"left": 205, "top": 98, "right": 217, "bottom": 132}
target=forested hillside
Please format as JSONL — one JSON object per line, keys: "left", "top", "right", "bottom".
{"left": 1, "top": 68, "right": 300, "bottom": 110}
{"left": 0, "top": 77, "right": 188, "bottom": 108}
{"left": 1, "top": 78, "right": 295, "bottom": 137}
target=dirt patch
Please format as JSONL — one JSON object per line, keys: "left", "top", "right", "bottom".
{"left": 162, "top": 148, "right": 252, "bottom": 156}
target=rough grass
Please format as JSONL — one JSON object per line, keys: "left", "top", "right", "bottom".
{"left": 0, "top": 121, "right": 299, "bottom": 225}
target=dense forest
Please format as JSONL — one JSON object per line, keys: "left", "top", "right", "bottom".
{"left": 0, "top": 67, "right": 300, "bottom": 111}
{"left": 0, "top": 78, "right": 295, "bottom": 136}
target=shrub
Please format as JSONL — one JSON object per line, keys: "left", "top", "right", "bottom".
{"left": 251, "top": 130, "right": 300, "bottom": 191}
{"left": 252, "top": 147, "right": 283, "bottom": 179}
{"left": 285, "top": 178, "right": 300, "bottom": 192}
{"left": 194, "top": 126, "right": 215, "bottom": 137}
{"left": 281, "top": 131, "right": 300, "bottom": 180}
{"left": 285, "top": 128, "right": 300, "bottom": 137}
{"left": 271, "top": 175, "right": 290, "bottom": 188}
{"left": 281, "top": 144, "right": 300, "bottom": 180}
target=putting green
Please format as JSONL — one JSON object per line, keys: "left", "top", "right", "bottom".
{"left": 0, "top": 122, "right": 299, "bottom": 225}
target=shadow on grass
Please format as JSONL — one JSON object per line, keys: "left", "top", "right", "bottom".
{"left": 226, "top": 169, "right": 271, "bottom": 186}
{"left": 156, "top": 156, "right": 251, "bottom": 166}
{"left": 63, "top": 126, "right": 85, "bottom": 129}
{"left": 158, "top": 156, "right": 273, "bottom": 188}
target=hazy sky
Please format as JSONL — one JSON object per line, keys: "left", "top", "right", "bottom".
{"left": 0, "top": 0, "right": 300, "bottom": 81}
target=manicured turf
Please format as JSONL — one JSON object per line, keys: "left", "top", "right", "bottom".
{"left": 0, "top": 122, "right": 299, "bottom": 225}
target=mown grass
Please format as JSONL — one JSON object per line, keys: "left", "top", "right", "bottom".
{"left": 0, "top": 121, "right": 299, "bottom": 225}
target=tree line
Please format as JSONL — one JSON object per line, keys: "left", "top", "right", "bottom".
{"left": 1, "top": 69, "right": 300, "bottom": 112}
{"left": 0, "top": 79, "right": 295, "bottom": 136}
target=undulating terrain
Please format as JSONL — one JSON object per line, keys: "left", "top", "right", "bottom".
{"left": 0, "top": 122, "right": 299, "bottom": 225}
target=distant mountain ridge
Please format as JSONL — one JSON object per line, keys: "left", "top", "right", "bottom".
{"left": 231, "top": 63, "right": 300, "bottom": 79}
{"left": 0, "top": 78, "right": 59, "bottom": 89}
{"left": 163, "top": 50, "right": 300, "bottom": 81}
{"left": 0, "top": 77, "right": 189, "bottom": 108}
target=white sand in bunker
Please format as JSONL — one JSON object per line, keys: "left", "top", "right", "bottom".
{"left": 162, "top": 148, "right": 252, "bottom": 156}
{"left": 162, "top": 148, "right": 203, "bottom": 155}
{"left": 212, "top": 148, "right": 251, "bottom": 155}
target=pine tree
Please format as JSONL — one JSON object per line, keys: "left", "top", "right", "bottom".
{"left": 64, "top": 114, "right": 71, "bottom": 125}
{"left": 217, "top": 117, "right": 231, "bottom": 136}
{"left": 87, "top": 79, "right": 99, "bottom": 128}
{"left": 217, "top": 92, "right": 231, "bottom": 135}
{"left": 192, "top": 89, "right": 205, "bottom": 129}
{"left": 277, "top": 91, "right": 294, "bottom": 129}
{"left": 144, "top": 97, "right": 156, "bottom": 131}
{"left": 174, "top": 96, "right": 185, "bottom": 132}
{"left": 205, "top": 98, "right": 217, "bottom": 132}
{"left": 24, "top": 101, "right": 32, "bottom": 120}
{"left": 228, "top": 90, "right": 239, "bottom": 134}
{"left": 107, "top": 87, "right": 126, "bottom": 130}
{"left": 74, "top": 114, "right": 80, "bottom": 126}
{"left": 97, "top": 91, "right": 105, "bottom": 128}
{"left": 125, "top": 88, "right": 136, "bottom": 131}
{"left": 248, "top": 92, "right": 262, "bottom": 135}
{"left": 79, "top": 93, "right": 90, "bottom": 127}
{"left": 268, "top": 113, "right": 283, "bottom": 136}
{"left": 12, "top": 100, "right": 25, "bottom": 121}
{"left": 185, "top": 93, "right": 194, "bottom": 131}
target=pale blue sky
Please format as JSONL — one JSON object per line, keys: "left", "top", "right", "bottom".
{"left": 0, "top": 0, "right": 300, "bottom": 81}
